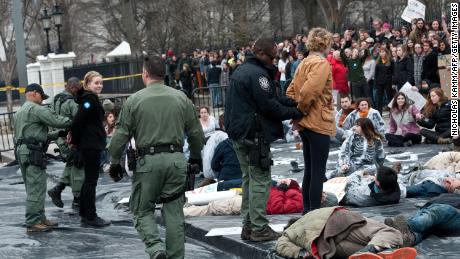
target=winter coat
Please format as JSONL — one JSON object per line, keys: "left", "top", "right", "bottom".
{"left": 211, "top": 138, "right": 242, "bottom": 182}
{"left": 342, "top": 108, "right": 386, "bottom": 136}
{"left": 374, "top": 60, "right": 393, "bottom": 86}
{"left": 266, "top": 180, "right": 303, "bottom": 215}
{"left": 344, "top": 171, "right": 406, "bottom": 207}
{"left": 340, "top": 48, "right": 368, "bottom": 83}
{"left": 392, "top": 56, "right": 414, "bottom": 89}
{"left": 388, "top": 105, "right": 420, "bottom": 136}
{"left": 327, "top": 55, "right": 349, "bottom": 94}
{"left": 424, "top": 152, "right": 460, "bottom": 173}
{"left": 202, "top": 131, "right": 228, "bottom": 179}
{"left": 71, "top": 90, "right": 106, "bottom": 150}
{"left": 334, "top": 133, "right": 385, "bottom": 177}
{"left": 286, "top": 54, "right": 336, "bottom": 136}
{"left": 422, "top": 49, "right": 440, "bottom": 84}
{"left": 418, "top": 100, "right": 451, "bottom": 133}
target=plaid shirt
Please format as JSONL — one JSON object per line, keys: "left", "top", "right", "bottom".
{"left": 413, "top": 54, "right": 425, "bottom": 87}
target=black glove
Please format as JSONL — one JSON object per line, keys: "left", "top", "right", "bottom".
{"left": 58, "top": 130, "right": 68, "bottom": 138}
{"left": 292, "top": 108, "right": 304, "bottom": 120}
{"left": 188, "top": 157, "right": 203, "bottom": 172}
{"left": 109, "top": 164, "right": 123, "bottom": 182}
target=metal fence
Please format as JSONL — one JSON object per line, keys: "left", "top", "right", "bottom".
{"left": 191, "top": 86, "right": 227, "bottom": 120}
{"left": 0, "top": 112, "right": 15, "bottom": 154}
{"left": 64, "top": 58, "right": 144, "bottom": 94}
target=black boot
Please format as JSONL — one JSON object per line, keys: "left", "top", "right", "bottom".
{"left": 72, "top": 197, "right": 80, "bottom": 210}
{"left": 47, "top": 183, "right": 66, "bottom": 208}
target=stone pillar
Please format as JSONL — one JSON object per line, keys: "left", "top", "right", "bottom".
{"left": 48, "top": 52, "right": 76, "bottom": 97}
{"left": 26, "top": 62, "right": 41, "bottom": 85}
{"left": 36, "top": 55, "right": 53, "bottom": 102}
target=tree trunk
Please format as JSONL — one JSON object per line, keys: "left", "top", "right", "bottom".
{"left": 120, "top": 0, "right": 142, "bottom": 57}
{"left": 232, "top": 0, "right": 249, "bottom": 47}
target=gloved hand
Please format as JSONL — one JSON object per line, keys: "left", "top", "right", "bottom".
{"left": 109, "top": 164, "right": 123, "bottom": 182}
{"left": 188, "top": 157, "right": 203, "bottom": 172}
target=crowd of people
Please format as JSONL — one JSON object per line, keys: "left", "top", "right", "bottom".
{"left": 12, "top": 14, "right": 458, "bottom": 259}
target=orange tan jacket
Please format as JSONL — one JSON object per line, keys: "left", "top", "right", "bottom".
{"left": 286, "top": 54, "right": 336, "bottom": 136}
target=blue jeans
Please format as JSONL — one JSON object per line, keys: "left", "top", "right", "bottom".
{"left": 407, "top": 203, "right": 460, "bottom": 244}
{"left": 209, "top": 83, "right": 222, "bottom": 107}
{"left": 406, "top": 180, "right": 447, "bottom": 198}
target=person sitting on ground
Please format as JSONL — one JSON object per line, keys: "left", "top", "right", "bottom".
{"left": 200, "top": 130, "right": 228, "bottom": 186}
{"left": 343, "top": 165, "right": 406, "bottom": 207}
{"left": 331, "top": 118, "right": 385, "bottom": 178}
{"left": 416, "top": 88, "right": 452, "bottom": 144}
{"left": 198, "top": 106, "right": 219, "bottom": 138}
{"left": 211, "top": 138, "right": 243, "bottom": 191}
{"left": 423, "top": 151, "right": 460, "bottom": 173}
{"left": 385, "top": 92, "right": 422, "bottom": 147}
{"left": 342, "top": 98, "right": 386, "bottom": 137}
{"left": 275, "top": 206, "right": 417, "bottom": 259}
{"left": 335, "top": 95, "right": 355, "bottom": 143}
{"left": 385, "top": 193, "right": 460, "bottom": 248}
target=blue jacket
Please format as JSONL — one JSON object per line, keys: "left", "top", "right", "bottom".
{"left": 211, "top": 139, "right": 242, "bottom": 181}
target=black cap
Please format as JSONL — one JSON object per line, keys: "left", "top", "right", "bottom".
{"left": 25, "top": 83, "right": 49, "bottom": 100}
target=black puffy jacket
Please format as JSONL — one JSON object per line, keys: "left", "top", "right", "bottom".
{"left": 422, "top": 49, "right": 440, "bottom": 84}
{"left": 418, "top": 100, "right": 451, "bottom": 133}
{"left": 393, "top": 56, "right": 414, "bottom": 89}
{"left": 225, "top": 56, "right": 302, "bottom": 143}
{"left": 71, "top": 90, "right": 106, "bottom": 150}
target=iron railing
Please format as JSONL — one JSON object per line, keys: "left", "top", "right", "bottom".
{"left": 0, "top": 112, "right": 15, "bottom": 153}
{"left": 191, "top": 86, "right": 227, "bottom": 120}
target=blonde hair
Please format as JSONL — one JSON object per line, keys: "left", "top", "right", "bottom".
{"left": 307, "top": 27, "right": 332, "bottom": 52}
{"left": 83, "top": 71, "right": 102, "bottom": 91}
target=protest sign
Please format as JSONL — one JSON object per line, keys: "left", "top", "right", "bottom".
{"left": 401, "top": 0, "right": 426, "bottom": 23}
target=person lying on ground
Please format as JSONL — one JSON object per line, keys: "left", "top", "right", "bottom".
{"left": 329, "top": 118, "right": 385, "bottom": 178}
{"left": 275, "top": 206, "right": 417, "bottom": 259}
{"left": 407, "top": 177, "right": 460, "bottom": 198}
{"left": 385, "top": 193, "right": 460, "bottom": 247}
{"left": 184, "top": 179, "right": 338, "bottom": 217}
{"left": 342, "top": 98, "right": 386, "bottom": 137}
{"left": 423, "top": 151, "right": 460, "bottom": 173}
{"left": 343, "top": 166, "right": 406, "bottom": 207}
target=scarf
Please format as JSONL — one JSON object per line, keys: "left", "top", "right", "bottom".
{"left": 358, "top": 108, "right": 370, "bottom": 118}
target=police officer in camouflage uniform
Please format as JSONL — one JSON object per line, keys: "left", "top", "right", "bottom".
{"left": 225, "top": 39, "right": 303, "bottom": 241}
{"left": 108, "top": 56, "right": 204, "bottom": 259}
{"left": 13, "top": 84, "right": 72, "bottom": 232}
{"left": 47, "top": 77, "right": 85, "bottom": 209}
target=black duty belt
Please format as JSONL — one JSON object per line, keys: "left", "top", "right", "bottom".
{"left": 137, "top": 144, "right": 183, "bottom": 157}
{"left": 15, "top": 138, "right": 45, "bottom": 146}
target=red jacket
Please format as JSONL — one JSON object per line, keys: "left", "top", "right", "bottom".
{"left": 266, "top": 180, "right": 303, "bottom": 215}
{"left": 327, "top": 55, "right": 349, "bottom": 94}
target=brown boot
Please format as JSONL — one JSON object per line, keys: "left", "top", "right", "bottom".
{"left": 27, "top": 223, "right": 52, "bottom": 233}
{"left": 42, "top": 219, "right": 59, "bottom": 227}
{"left": 250, "top": 225, "right": 281, "bottom": 242}
{"left": 437, "top": 137, "right": 452, "bottom": 144}
{"left": 384, "top": 215, "right": 416, "bottom": 247}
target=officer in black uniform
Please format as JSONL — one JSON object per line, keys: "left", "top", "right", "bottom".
{"left": 225, "top": 38, "right": 304, "bottom": 241}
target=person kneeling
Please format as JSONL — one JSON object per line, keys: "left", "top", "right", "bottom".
{"left": 275, "top": 207, "right": 417, "bottom": 259}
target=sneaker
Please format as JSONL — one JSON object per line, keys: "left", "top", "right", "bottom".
{"left": 81, "top": 216, "right": 111, "bottom": 227}
{"left": 348, "top": 252, "right": 382, "bottom": 259}
{"left": 150, "top": 250, "right": 167, "bottom": 259}
{"left": 377, "top": 247, "right": 417, "bottom": 259}
{"left": 384, "top": 215, "right": 416, "bottom": 247}
{"left": 42, "top": 219, "right": 58, "bottom": 227}
{"left": 241, "top": 224, "right": 251, "bottom": 240}
{"left": 250, "top": 225, "right": 281, "bottom": 242}
{"left": 437, "top": 137, "right": 452, "bottom": 145}
{"left": 47, "top": 185, "right": 64, "bottom": 208}
{"left": 27, "top": 223, "right": 52, "bottom": 233}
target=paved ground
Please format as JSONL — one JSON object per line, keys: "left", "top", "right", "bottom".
{"left": 0, "top": 141, "right": 458, "bottom": 258}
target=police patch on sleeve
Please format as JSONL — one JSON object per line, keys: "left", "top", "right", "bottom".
{"left": 83, "top": 101, "right": 91, "bottom": 109}
{"left": 259, "top": 76, "right": 270, "bottom": 92}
